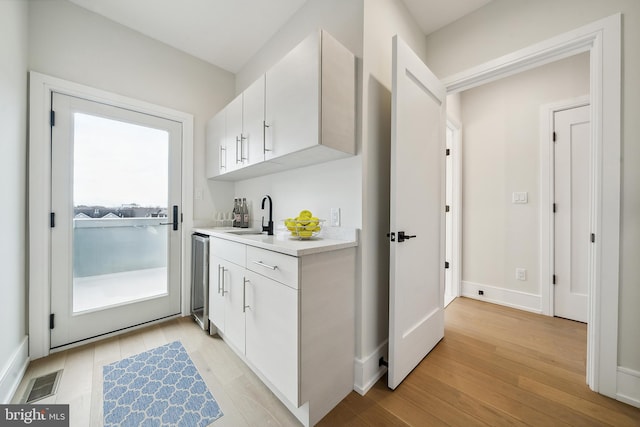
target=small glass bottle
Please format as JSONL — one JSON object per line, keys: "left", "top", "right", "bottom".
{"left": 241, "top": 198, "right": 249, "bottom": 228}
{"left": 233, "top": 198, "right": 240, "bottom": 227}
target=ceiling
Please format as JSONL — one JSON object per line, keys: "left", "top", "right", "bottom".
{"left": 402, "top": 0, "right": 493, "bottom": 35}
{"left": 68, "top": 0, "right": 492, "bottom": 74}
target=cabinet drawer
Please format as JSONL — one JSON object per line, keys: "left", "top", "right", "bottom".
{"left": 211, "top": 238, "right": 246, "bottom": 266}
{"left": 246, "top": 246, "right": 299, "bottom": 289}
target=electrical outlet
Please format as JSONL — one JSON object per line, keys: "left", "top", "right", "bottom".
{"left": 330, "top": 208, "right": 341, "bottom": 226}
{"left": 194, "top": 188, "right": 203, "bottom": 200}
{"left": 516, "top": 268, "right": 527, "bottom": 281}
{"left": 478, "top": 290, "right": 484, "bottom": 296}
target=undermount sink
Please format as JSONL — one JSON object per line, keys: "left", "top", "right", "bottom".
{"left": 226, "top": 229, "right": 264, "bottom": 235}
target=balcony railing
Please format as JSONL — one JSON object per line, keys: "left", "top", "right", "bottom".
{"left": 73, "top": 217, "right": 168, "bottom": 278}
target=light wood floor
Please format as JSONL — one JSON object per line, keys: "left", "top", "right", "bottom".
{"left": 319, "top": 298, "right": 640, "bottom": 426}
{"left": 12, "top": 317, "right": 301, "bottom": 427}
{"left": 12, "top": 298, "right": 640, "bottom": 426}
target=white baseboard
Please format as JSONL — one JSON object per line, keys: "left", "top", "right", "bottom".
{"left": 461, "top": 281, "right": 542, "bottom": 314}
{"left": 617, "top": 366, "right": 640, "bottom": 408}
{"left": 0, "top": 337, "right": 29, "bottom": 404}
{"left": 353, "top": 340, "right": 387, "bottom": 395}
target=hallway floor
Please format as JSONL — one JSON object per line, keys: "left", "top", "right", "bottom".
{"left": 13, "top": 298, "right": 640, "bottom": 426}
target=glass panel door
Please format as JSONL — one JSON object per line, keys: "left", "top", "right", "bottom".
{"left": 50, "top": 93, "right": 182, "bottom": 348}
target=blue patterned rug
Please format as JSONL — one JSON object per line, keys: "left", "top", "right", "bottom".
{"left": 103, "top": 341, "right": 223, "bottom": 426}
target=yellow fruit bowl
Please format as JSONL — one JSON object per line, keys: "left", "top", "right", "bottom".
{"left": 283, "top": 211, "right": 325, "bottom": 239}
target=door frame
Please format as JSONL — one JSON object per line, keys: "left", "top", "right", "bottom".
{"left": 445, "top": 117, "right": 462, "bottom": 305}
{"left": 539, "top": 96, "right": 590, "bottom": 319}
{"left": 442, "top": 14, "right": 620, "bottom": 397}
{"left": 28, "top": 72, "right": 195, "bottom": 359}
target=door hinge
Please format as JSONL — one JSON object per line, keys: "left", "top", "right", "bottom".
{"left": 445, "top": 261, "right": 450, "bottom": 269}
{"left": 446, "top": 148, "right": 451, "bottom": 156}
{"left": 552, "top": 274, "right": 556, "bottom": 285}
{"left": 50, "top": 212, "right": 55, "bottom": 228}
{"left": 49, "top": 313, "right": 55, "bottom": 329}
{"left": 591, "top": 233, "right": 595, "bottom": 243}
{"left": 50, "top": 110, "right": 55, "bottom": 127}
{"left": 445, "top": 205, "right": 450, "bottom": 213}
{"left": 552, "top": 131, "right": 556, "bottom": 142}
{"left": 180, "top": 213, "right": 183, "bottom": 223}
{"left": 553, "top": 203, "right": 557, "bottom": 213}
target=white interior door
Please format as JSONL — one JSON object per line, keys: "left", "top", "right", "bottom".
{"left": 554, "top": 105, "right": 590, "bottom": 323}
{"left": 50, "top": 92, "right": 182, "bottom": 348}
{"left": 389, "top": 35, "right": 446, "bottom": 389}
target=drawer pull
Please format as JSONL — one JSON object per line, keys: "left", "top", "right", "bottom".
{"left": 243, "top": 277, "right": 250, "bottom": 313}
{"left": 252, "top": 260, "right": 278, "bottom": 270}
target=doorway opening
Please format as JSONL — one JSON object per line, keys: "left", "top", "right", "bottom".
{"left": 29, "top": 72, "right": 195, "bottom": 358}
{"left": 49, "top": 92, "right": 183, "bottom": 349}
{"left": 441, "top": 14, "right": 620, "bottom": 396}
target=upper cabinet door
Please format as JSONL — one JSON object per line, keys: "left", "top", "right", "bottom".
{"left": 265, "top": 33, "right": 319, "bottom": 160}
{"left": 225, "top": 94, "right": 243, "bottom": 172}
{"left": 205, "top": 111, "right": 225, "bottom": 178}
{"left": 242, "top": 75, "right": 266, "bottom": 166}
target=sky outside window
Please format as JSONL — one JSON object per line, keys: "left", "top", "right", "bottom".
{"left": 73, "top": 113, "right": 169, "bottom": 208}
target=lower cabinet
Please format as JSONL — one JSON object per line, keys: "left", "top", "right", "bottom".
{"left": 210, "top": 255, "right": 246, "bottom": 353}
{"left": 208, "top": 236, "right": 355, "bottom": 426}
{"left": 244, "top": 269, "right": 299, "bottom": 405}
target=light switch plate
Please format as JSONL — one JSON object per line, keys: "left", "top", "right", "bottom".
{"left": 330, "top": 208, "right": 340, "bottom": 227}
{"left": 194, "top": 188, "right": 203, "bottom": 200}
{"left": 512, "top": 192, "right": 528, "bottom": 204}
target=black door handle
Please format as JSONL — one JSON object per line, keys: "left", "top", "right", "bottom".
{"left": 397, "top": 231, "right": 416, "bottom": 242}
{"left": 159, "top": 205, "right": 179, "bottom": 230}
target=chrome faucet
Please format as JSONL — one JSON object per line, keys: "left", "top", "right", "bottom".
{"left": 261, "top": 195, "right": 274, "bottom": 235}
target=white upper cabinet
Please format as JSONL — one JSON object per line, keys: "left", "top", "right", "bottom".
{"left": 264, "top": 33, "right": 319, "bottom": 160}
{"left": 206, "top": 76, "right": 266, "bottom": 178}
{"left": 225, "top": 94, "right": 244, "bottom": 172}
{"left": 265, "top": 30, "right": 355, "bottom": 165}
{"left": 242, "top": 75, "right": 266, "bottom": 166}
{"left": 208, "top": 29, "right": 355, "bottom": 181}
{"left": 205, "top": 111, "right": 225, "bottom": 178}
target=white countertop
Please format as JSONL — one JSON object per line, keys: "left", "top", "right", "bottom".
{"left": 192, "top": 227, "right": 358, "bottom": 257}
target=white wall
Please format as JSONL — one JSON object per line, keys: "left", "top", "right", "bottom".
{"left": 461, "top": 53, "right": 589, "bottom": 295}
{"left": 233, "top": 157, "right": 362, "bottom": 230}
{"left": 28, "top": 0, "right": 236, "bottom": 222}
{"left": 424, "top": 0, "right": 640, "bottom": 373}
{"left": 0, "top": 0, "right": 28, "bottom": 402}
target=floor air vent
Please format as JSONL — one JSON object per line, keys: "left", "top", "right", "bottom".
{"left": 22, "top": 370, "right": 63, "bottom": 403}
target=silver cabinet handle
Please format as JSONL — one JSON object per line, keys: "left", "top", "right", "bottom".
{"left": 263, "top": 121, "right": 272, "bottom": 155}
{"left": 217, "top": 264, "right": 222, "bottom": 294}
{"left": 240, "top": 133, "right": 247, "bottom": 162}
{"left": 243, "top": 277, "right": 250, "bottom": 313}
{"left": 252, "top": 260, "right": 277, "bottom": 270}
{"left": 235, "top": 136, "right": 241, "bottom": 163}
{"left": 220, "top": 265, "right": 228, "bottom": 295}
{"left": 219, "top": 146, "right": 226, "bottom": 170}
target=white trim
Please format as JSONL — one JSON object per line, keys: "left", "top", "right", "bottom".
{"left": 353, "top": 340, "right": 388, "bottom": 395}
{"left": 443, "top": 13, "right": 621, "bottom": 398}
{"left": 461, "top": 281, "right": 542, "bottom": 314}
{"left": 539, "top": 96, "right": 590, "bottom": 317}
{"left": 0, "top": 337, "right": 29, "bottom": 404}
{"left": 616, "top": 367, "right": 640, "bottom": 409}
{"left": 446, "top": 118, "right": 462, "bottom": 303}
{"left": 28, "top": 72, "right": 194, "bottom": 359}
